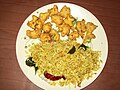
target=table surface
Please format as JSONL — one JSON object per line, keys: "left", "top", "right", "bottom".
{"left": 0, "top": 0, "right": 120, "bottom": 90}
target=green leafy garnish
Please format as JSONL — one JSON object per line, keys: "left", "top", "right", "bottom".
{"left": 57, "top": 30, "right": 60, "bottom": 33}
{"left": 78, "top": 44, "right": 89, "bottom": 50}
{"left": 73, "top": 17, "right": 78, "bottom": 25}
{"left": 26, "top": 57, "right": 35, "bottom": 66}
{"left": 35, "top": 66, "right": 38, "bottom": 74}
{"left": 25, "top": 57, "right": 38, "bottom": 75}
{"left": 87, "top": 39, "right": 92, "bottom": 43}
{"left": 51, "top": 34, "right": 56, "bottom": 40}
{"left": 68, "top": 46, "right": 76, "bottom": 54}
{"left": 67, "top": 38, "right": 70, "bottom": 41}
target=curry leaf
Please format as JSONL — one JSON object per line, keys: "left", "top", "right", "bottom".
{"left": 25, "top": 57, "right": 38, "bottom": 75}
{"left": 68, "top": 46, "right": 76, "bottom": 54}
{"left": 87, "top": 39, "right": 92, "bottom": 43}
{"left": 35, "top": 66, "right": 38, "bottom": 75}
{"left": 25, "top": 57, "right": 35, "bottom": 67}
{"left": 73, "top": 17, "right": 78, "bottom": 25}
{"left": 78, "top": 44, "right": 89, "bottom": 50}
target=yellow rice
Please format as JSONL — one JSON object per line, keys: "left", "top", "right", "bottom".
{"left": 28, "top": 40, "right": 101, "bottom": 87}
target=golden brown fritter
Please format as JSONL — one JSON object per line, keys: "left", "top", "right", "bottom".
{"left": 43, "top": 22, "right": 52, "bottom": 33}
{"left": 58, "top": 23, "right": 70, "bottom": 37}
{"left": 49, "top": 29, "right": 60, "bottom": 41}
{"left": 76, "top": 19, "right": 86, "bottom": 32}
{"left": 40, "top": 33, "right": 51, "bottom": 42}
{"left": 86, "top": 22, "right": 97, "bottom": 33}
{"left": 39, "top": 12, "right": 49, "bottom": 24}
{"left": 83, "top": 22, "right": 97, "bottom": 43}
{"left": 27, "top": 15, "right": 38, "bottom": 29}
{"left": 64, "top": 15, "right": 75, "bottom": 27}
{"left": 51, "top": 15, "right": 63, "bottom": 25}
{"left": 60, "top": 5, "right": 70, "bottom": 18}
{"left": 35, "top": 19, "right": 43, "bottom": 30}
{"left": 48, "top": 5, "right": 59, "bottom": 16}
{"left": 69, "top": 31, "right": 79, "bottom": 40}
{"left": 26, "top": 30, "right": 40, "bottom": 39}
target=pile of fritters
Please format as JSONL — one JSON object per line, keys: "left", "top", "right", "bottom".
{"left": 26, "top": 5, "right": 97, "bottom": 43}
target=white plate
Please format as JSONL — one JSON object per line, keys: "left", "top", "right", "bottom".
{"left": 16, "top": 3, "right": 108, "bottom": 90}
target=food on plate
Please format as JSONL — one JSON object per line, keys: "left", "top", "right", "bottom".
{"left": 69, "top": 31, "right": 79, "bottom": 40}
{"left": 64, "top": 15, "right": 75, "bottom": 27}
{"left": 60, "top": 5, "right": 71, "bottom": 18}
{"left": 40, "top": 33, "right": 51, "bottom": 42}
{"left": 75, "top": 19, "right": 97, "bottom": 42}
{"left": 26, "top": 5, "right": 97, "bottom": 43}
{"left": 26, "top": 30, "right": 40, "bottom": 39}
{"left": 49, "top": 29, "right": 60, "bottom": 41}
{"left": 27, "top": 15, "right": 42, "bottom": 30}
{"left": 39, "top": 12, "right": 49, "bottom": 24}
{"left": 27, "top": 15, "right": 38, "bottom": 29}
{"left": 35, "top": 19, "right": 43, "bottom": 30}
{"left": 51, "top": 14, "right": 63, "bottom": 25}
{"left": 26, "top": 40, "right": 101, "bottom": 87}
{"left": 58, "top": 23, "right": 70, "bottom": 37}
{"left": 43, "top": 22, "right": 52, "bottom": 33}
{"left": 44, "top": 71, "right": 66, "bottom": 81}
{"left": 48, "top": 5, "right": 59, "bottom": 16}
{"left": 83, "top": 22, "right": 97, "bottom": 43}
{"left": 25, "top": 57, "right": 38, "bottom": 74}
{"left": 76, "top": 19, "right": 86, "bottom": 32}
{"left": 25, "top": 4, "right": 101, "bottom": 88}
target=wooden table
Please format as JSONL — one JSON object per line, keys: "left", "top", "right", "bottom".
{"left": 0, "top": 0, "right": 120, "bottom": 90}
